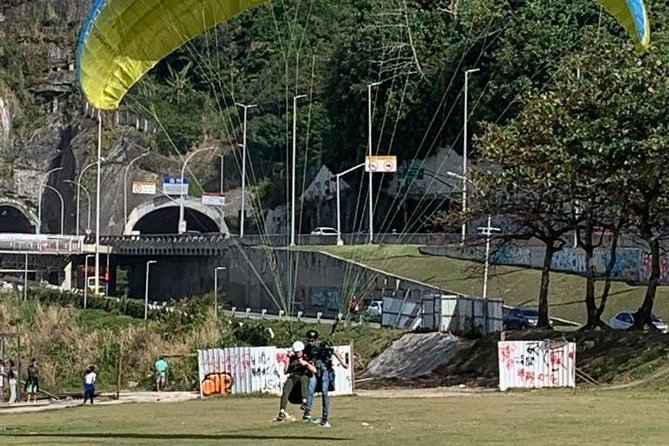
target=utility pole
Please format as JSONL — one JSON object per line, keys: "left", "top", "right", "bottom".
{"left": 235, "top": 103, "right": 257, "bottom": 239}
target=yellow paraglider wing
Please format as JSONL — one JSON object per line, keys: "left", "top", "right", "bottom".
{"left": 599, "top": 0, "right": 650, "bottom": 53}
{"left": 76, "top": 0, "right": 269, "bottom": 110}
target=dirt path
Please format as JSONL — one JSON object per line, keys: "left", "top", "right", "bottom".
{"left": 0, "top": 391, "right": 199, "bottom": 414}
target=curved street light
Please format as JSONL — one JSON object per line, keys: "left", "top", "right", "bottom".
{"left": 43, "top": 184, "right": 64, "bottom": 235}
{"left": 37, "top": 166, "right": 63, "bottom": 235}
{"left": 178, "top": 147, "right": 216, "bottom": 234}
{"left": 124, "top": 151, "right": 151, "bottom": 232}
{"left": 65, "top": 180, "right": 92, "bottom": 235}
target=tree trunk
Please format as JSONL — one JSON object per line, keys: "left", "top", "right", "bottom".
{"left": 537, "top": 243, "right": 556, "bottom": 328}
{"left": 581, "top": 220, "right": 598, "bottom": 328}
{"left": 634, "top": 235, "right": 659, "bottom": 329}
{"left": 594, "top": 230, "right": 620, "bottom": 323}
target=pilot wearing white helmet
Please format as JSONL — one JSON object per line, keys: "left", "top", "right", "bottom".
{"left": 276, "top": 340, "right": 316, "bottom": 422}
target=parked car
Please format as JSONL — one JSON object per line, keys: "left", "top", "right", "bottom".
{"left": 503, "top": 307, "right": 541, "bottom": 330}
{"left": 608, "top": 311, "right": 668, "bottom": 333}
{"left": 310, "top": 227, "right": 338, "bottom": 236}
{"left": 366, "top": 300, "right": 383, "bottom": 322}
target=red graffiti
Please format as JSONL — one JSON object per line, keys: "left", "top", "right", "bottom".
{"left": 517, "top": 368, "right": 535, "bottom": 382}
{"left": 550, "top": 351, "right": 563, "bottom": 368}
{"left": 276, "top": 351, "right": 289, "bottom": 371}
{"left": 500, "top": 343, "right": 516, "bottom": 370}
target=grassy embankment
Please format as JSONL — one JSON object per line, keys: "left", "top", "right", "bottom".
{"left": 313, "top": 245, "right": 669, "bottom": 325}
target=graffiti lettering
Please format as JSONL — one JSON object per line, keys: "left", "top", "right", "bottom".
{"left": 201, "top": 372, "right": 234, "bottom": 396}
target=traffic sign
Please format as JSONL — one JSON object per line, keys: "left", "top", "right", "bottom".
{"left": 163, "top": 174, "right": 189, "bottom": 195}
{"left": 365, "top": 155, "right": 397, "bottom": 173}
{"left": 132, "top": 181, "right": 156, "bottom": 195}
{"left": 202, "top": 193, "right": 226, "bottom": 206}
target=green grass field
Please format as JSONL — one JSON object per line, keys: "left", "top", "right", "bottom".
{"left": 0, "top": 390, "right": 667, "bottom": 445}
{"left": 311, "top": 245, "right": 669, "bottom": 325}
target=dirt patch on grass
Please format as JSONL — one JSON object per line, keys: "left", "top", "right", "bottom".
{"left": 360, "top": 333, "right": 473, "bottom": 381}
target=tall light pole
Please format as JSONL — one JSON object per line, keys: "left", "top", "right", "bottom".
{"left": 44, "top": 185, "right": 64, "bottom": 235}
{"left": 462, "top": 68, "right": 480, "bottom": 246}
{"left": 84, "top": 254, "right": 94, "bottom": 309}
{"left": 37, "top": 166, "right": 63, "bottom": 235}
{"left": 367, "top": 82, "right": 382, "bottom": 244}
{"left": 213, "top": 266, "right": 226, "bottom": 319}
{"left": 178, "top": 147, "right": 215, "bottom": 234}
{"left": 124, "top": 152, "right": 151, "bottom": 232}
{"left": 145, "top": 260, "right": 157, "bottom": 319}
{"left": 335, "top": 163, "right": 366, "bottom": 246}
{"left": 218, "top": 154, "right": 225, "bottom": 193}
{"left": 291, "top": 94, "right": 307, "bottom": 246}
{"left": 235, "top": 103, "right": 256, "bottom": 239}
{"left": 76, "top": 162, "right": 97, "bottom": 237}
{"left": 95, "top": 111, "right": 102, "bottom": 296}
{"left": 65, "top": 180, "right": 92, "bottom": 236}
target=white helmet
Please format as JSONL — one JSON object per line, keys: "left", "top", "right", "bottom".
{"left": 292, "top": 341, "right": 305, "bottom": 352}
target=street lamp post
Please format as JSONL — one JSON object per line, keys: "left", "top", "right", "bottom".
{"left": 124, "top": 152, "right": 151, "bottom": 233}
{"left": 95, "top": 111, "right": 103, "bottom": 297}
{"left": 44, "top": 185, "right": 65, "bottom": 235}
{"left": 335, "top": 163, "right": 366, "bottom": 246}
{"left": 75, "top": 162, "right": 97, "bottom": 237}
{"left": 235, "top": 103, "right": 257, "bottom": 239}
{"left": 178, "top": 147, "right": 215, "bottom": 234}
{"left": 144, "top": 260, "right": 157, "bottom": 319}
{"left": 84, "top": 254, "right": 94, "bottom": 309}
{"left": 462, "top": 68, "right": 480, "bottom": 246}
{"left": 367, "top": 82, "right": 382, "bottom": 244}
{"left": 65, "top": 180, "right": 92, "bottom": 236}
{"left": 291, "top": 94, "right": 307, "bottom": 246}
{"left": 213, "top": 266, "right": 226, "bottom": 319}
{"left": 37, "top": 166, "right": 63, "bottom": 235}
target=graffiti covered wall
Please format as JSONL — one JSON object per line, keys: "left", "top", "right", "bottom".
{"left": 198, "top": 345, "right": 354, "bottom": 398}
{"left": 422, "top": 245, "right": 668, "bottom": 284}
{"left": 498, "top": 340, "right": 576, "bottom": 391}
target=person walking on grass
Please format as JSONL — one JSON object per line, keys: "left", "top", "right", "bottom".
{"left": 276, "top": 341, "right": 316, "bottom": 422}
{"left": 24, "top": 358, "right": 39, "bottom": 403}
{"left": 155, "top": 356, "right": 168, "bottom": 392}
{"left": 83, "top": 366, "right": 96, "bottom": 404}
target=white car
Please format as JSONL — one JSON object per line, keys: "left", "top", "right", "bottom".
{"left": 310, "top": 227, "right": 338, "bottom": 236}
{"left": 366, "top": 300, "right": 383, "bottom": 322}
{"left": 609, "top": 311, "right": 668, "bottom": 333}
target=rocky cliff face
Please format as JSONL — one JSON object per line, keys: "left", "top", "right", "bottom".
{"left": 0, "top": 0, "right": 179, "bottom": 235}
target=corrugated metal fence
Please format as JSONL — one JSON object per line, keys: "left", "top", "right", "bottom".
{"left": 198, "top": 345, "right": 354, "bottom": 398}
{"left": 498, "top": 340, "right": 576, "bottom": 391}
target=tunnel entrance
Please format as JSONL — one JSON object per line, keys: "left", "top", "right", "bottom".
{"left": 132, "top": 206, "right": 219, "bottom": 234}
{"left": 0, "top": 205, "right": 35, "bottom": 233}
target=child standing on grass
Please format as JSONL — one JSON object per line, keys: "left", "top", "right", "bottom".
{"left": 83, "top": 366, "right": 96, "bottom": 405}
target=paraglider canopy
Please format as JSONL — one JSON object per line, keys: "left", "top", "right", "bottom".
{"left": 599, "top": 0, "right": 650, "bottom": 54}
{"left": 76, "top": 0, "right": 651, "bottom": 111}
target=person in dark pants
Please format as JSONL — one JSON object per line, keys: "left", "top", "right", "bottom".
{"left": 83, "top": 366, "right": 96, "bottom": 404}
{"left": 276, "top": 341, "right": 316, "bottom": 422}
{"left": 24, "top": 358, "right": 39, "bottom": 403}
{"left": 303, "top": 330, "right": 348, "bottom": 427}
